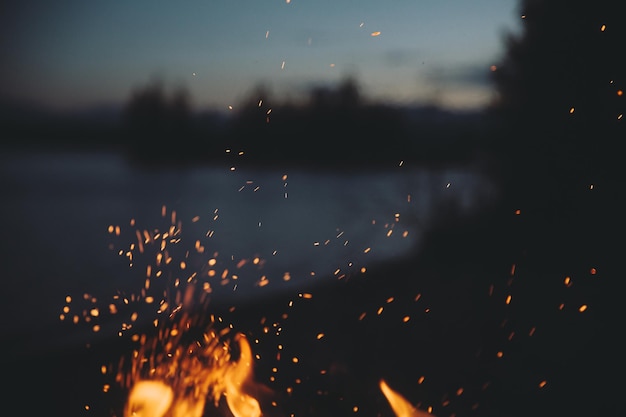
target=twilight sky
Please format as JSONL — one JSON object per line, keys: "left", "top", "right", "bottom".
{"left": 1, "top": 0, "right": 521, "bottom": 112}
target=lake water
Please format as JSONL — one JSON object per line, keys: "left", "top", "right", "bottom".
{"left": 1, "top": 149, "right": 499, "bottom": 351}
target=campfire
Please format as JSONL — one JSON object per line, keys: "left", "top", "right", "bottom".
{"left": 120, "top": 322, "right": 429, "bottom": 417}
{"left": 123, "top": 328, "right": 264, "bottom": 417}
{"left": 60, "top": 203, "right": 437, "bottom": 416}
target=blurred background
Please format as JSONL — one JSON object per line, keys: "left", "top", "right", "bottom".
{"left": 1, "top": 1, "right": 623, "bottom": 416}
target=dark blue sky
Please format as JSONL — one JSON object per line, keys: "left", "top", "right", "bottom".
{"left": 1, "top": 0, "right": 521, "bottom": 112}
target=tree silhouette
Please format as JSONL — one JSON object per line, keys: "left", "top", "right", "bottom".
{"left": 490, "top": 0, "right": 624, "bottom": 217}
{"left": 308, "top": 77, "right": 361, "bottom": 111}
{"left": 123, "top": 80, "right": 194, "bottom": 160}
{"left": 226, "top": 76, "right": 412, "bottom": 166}
{"left": 487, "top": 6, "right": 623, "bottom": 413}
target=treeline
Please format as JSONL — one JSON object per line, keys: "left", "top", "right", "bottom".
{"left": 120, "top": 78, "right": 489, "bottom": 168}
{"left": 1, "top": 77, "right": 491, "bottom": 168}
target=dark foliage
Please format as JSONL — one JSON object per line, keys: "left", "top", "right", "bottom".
{"left": 489, "top": 0, "right": 624, "bottom": 220}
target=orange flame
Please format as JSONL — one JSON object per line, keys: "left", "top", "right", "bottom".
{"left": 223, "top": 334, "right": 261, "bottom": 417}
{"left": 123, "top": 332, "right": 266, "bottom": 417}
{"left": 125, "top": 380, "right": 173, "bottom": 417}
{"left": 379, "top": 379, "right": 433, "bottom": 417}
